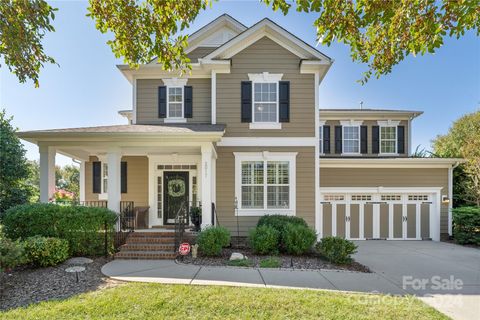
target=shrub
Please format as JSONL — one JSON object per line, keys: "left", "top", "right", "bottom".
{"left": 316, "top": 236, "right": 358, "bottom": 264}
{"left": 453, "top": 207, "right": 480, "bottom": 245}
{"left": 259, "top": 257, "right": 281, "bottom": 268}
{"left": 226, "top": 259, "right": 254, "bottom": 267}
{"left": 0, "top": 229, "right": 26, "bottom": 272}
{"left": 1, "top": 203, "right": 117, "bottom": 256}
{"left": 197, "top": 226, "right": 231, "bottom": 256}
{"left": 257, "top": 215, "right": 309, "bottom": 251}
{"left": 23, "top": 236, "right": 69, "bottom": 267}
{"left": 249, "top": 225, "right": 280, "bottom": 255}
{"left": 283, "top": 224, "right": 317, "bottom": 255}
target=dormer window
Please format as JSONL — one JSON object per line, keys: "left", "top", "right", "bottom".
{"left": 378, "top": 120, "right": 400, "bottom": 154}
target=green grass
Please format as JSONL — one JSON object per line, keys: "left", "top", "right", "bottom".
{"left": 226, "top": 258, "right": 254, "bottom": 267}
{"left": 259, "top": 257, "right": 282, "bottom": 268}
{"left": 0, "top": 283, "right": 447, "bottom": 320}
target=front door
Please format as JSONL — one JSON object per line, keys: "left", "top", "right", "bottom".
{"left": 163, "top": 171, "right": 189, "bottom": 225}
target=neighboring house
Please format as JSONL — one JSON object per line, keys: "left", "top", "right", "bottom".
{"left": 18, "top": 15, "right": 461, "bottom": 242}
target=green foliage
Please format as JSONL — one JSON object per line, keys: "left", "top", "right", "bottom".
{"left": 87, "top": 0, "right": 210, "bottom": 73}
{"left": 0, "top": 110, "right": 34, "bottom": 213}
{"left": 316, "top": 237, "right": 358, "bottom": 265}
{"left": 23, "top": 236, "right": 69, "bottom": 267}
{"left": 259, "top": 257, "right": 281, "bottom": 268}
{"left": 0, "top": 227, "right": 26, "bottom": 272}
{"left": 56, "top": 165, "right": 80, "bottom": 197}
{"left": 452, "top": 207, "right": 480, "bottom": 245}
{"left": 197, "top": 226, "right": 231, "bottom": 256}
{"left": 264, "top": 0, "right": 480, "bottom": 83}
{"left": 283, "top": 223, "right": 316, "bottom": 255}
{"left": 433, "top": 111, "right": 480, "bottom": 206}
{"left": 258, "top": 215, "right": 308, "bottom": 239}
{"left": 0, "top": 1, "right": 57, "bottom": 87}
{"left": 1, "top": 203, "right": 117, "bottom": 256}
{"left": 226, "top": 258, "right": 254, "bottom": 267}
{"left": 248, "top": 225, "right": 279, "bottom": 255}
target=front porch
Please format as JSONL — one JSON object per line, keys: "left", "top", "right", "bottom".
{"left": 18, "top": 124, "right": 225, "bottom": 232}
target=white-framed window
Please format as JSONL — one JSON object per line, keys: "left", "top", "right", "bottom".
{"left": 248, "top": 72, "right": 283, "bottom": 129}
{"left": 235, "top": 152, "right": 296, "bottom": 216}
{"left": 380, "top": 126, "right": 397, "bottom": 154}
{"left": 343, "top": 126, "right": 360, "bottom": 154}
{"left": 102, "top": 163, "right": 108, "bottom": 193}
{"left": 319, "top": 125, "right": 323, "bottom": 154}
{"left": 162, "top": 78, "right": 188, "bottom": 123}
{"left": 167, "top": 86, "right": 183, "bottom": 119}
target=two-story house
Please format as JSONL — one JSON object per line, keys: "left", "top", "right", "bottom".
{"left": 19, "top": 15, "right": 460, "bottom": 249}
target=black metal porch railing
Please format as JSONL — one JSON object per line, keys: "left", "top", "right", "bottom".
{"left": 114, "top": 201, "right": 135, "bottom": 249}
{"left": 174, "top": 201, "right": 188, "bottom": 255}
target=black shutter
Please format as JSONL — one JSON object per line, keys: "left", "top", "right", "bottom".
{"left": 158, "top": 86, "right": 167, "bottom": 118}
{"left": 397, "top": 126, "right": 405, "bottom": 154}
{"left": 92, "top": 161, "right": 101, "bottom": 194}
{"left": 334, "top": 126, "right": 342, "bottom": 154}
{"left": 372, "top": 126, "right": 380, "bottom": 154}
{"left": 241, "top": 81, "right": 252, "bottom": 123}
{"left": 279, "top": 81, "right": 290, "bottom": 122}
{"left": 121, "top": 161, "right": 127, "bottom": 193}
{"left": 360, "top": 125, "right": 368, "bottom": 154}
{"left": 323, "top": 125, "right": 331, "bottom": 154}
{"left": 184, "top": 86, "right": 193, "bottom": 118}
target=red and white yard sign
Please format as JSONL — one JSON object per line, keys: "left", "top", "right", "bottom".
{"left": 179, "top": 243, "right": 191, "bottom": 255}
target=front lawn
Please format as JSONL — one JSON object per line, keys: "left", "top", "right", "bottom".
{"left": 1, "top": 283, "right": 447, "bottom": 320}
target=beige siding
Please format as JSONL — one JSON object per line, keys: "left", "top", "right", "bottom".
{"left": 85, "top": 156, "right": 149, "bottom": 207}
{"left": 320, "top": 167, "right": 449, "bottom": 235}
{"left": 136, "top": 78, "right": 211, "bottom": 124}
{"left": 216, "top": 147, "right": 315, "bottom": 236}
{"left": 217, "top": 37, "right": 315, "bottom": 137}
{"left": 187, "top": 47, "right": 217, "bottom": 63}
{"left": 322, "top": 120, "right": 409, "bottom": 156}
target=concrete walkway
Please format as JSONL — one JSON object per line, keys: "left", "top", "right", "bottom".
{"left": 102, "top": 241, "right": 479, "bottom": 320}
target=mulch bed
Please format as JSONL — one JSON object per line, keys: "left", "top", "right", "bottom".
{"left": 178, "top": 248, "right": 370, "bottom": 273}
{"left": 0, "top": 257, "right": 124, "bottom": 311}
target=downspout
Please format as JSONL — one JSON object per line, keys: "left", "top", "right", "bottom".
{"left": 448, "top": 161, "right": 460, "bottom": 237}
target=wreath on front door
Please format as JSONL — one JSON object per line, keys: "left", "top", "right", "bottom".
{"left": 168, "top": 179, "right": 186, "bottom": 198}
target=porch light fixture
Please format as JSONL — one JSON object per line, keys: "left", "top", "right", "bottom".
{"left": 442, "top": 195, "right": 450, "bottom": 204}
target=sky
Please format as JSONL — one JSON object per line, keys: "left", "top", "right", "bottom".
{"left": 1, "top": 0, "right": 479, "bottom": 166}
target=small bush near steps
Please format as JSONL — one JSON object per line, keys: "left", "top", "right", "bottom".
{"left": 249, "top": 225, "right": 279, "bottom": 255}
{"left": 259, "top": 257, "right": 281, "bottom": 268}
{"left": 23, "top": 236, "right": 70, "bottom": 267}
{"left": 197, "top": 226, "right": 231, "bottom": 256}
{"left": 316, "top": 237, "right": 357, "bottom": 265}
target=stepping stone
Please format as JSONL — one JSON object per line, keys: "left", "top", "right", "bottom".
{"left": 65, "top": 266, "right": 86, "bottom": 273}
{"left": 66, "top": 257, "right": 93, "bottom": 265}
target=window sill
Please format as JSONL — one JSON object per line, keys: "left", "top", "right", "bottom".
{"left": 164, "top": 118, "right": 187, "bottom": 123}
{"left": 249, "top": 123, "right": 282, "bottom": 130}
{"left": 341, "top": 153, "right": 361, "bottom": 156}
{"left": 379, "top": 153, "right": 399, "bottom": 156}
{"left": 235, "top": 209, "right": 294, "bottom": 217}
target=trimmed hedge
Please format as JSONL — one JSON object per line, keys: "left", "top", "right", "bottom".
{"left": 453, "top": 206, "right": 480, "bottom": 245}
{"left": 1, "top": 203, "right": 117, "bottom": 256}
{"left": 316, "top": 236, "right": 357, "bottom": 264}
{"left": 249, "top": 225, "right": 279, "bottom": 255}
{"left": 197, "top": 226, "right": 231, "bottom": 256}
{"left": 23, "top": 236, "right": 69, "bottom": 267}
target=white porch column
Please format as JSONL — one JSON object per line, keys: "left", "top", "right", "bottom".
{"left": 39, "top": 145, "right": 56, "bottom": 203}
{"left": 201, "top": 144, "right": 213, "bottom": 229}
{"left": 107, "top": 149, "right": 121, "bottom": 214}
{"left": 79, "top": 160, "right": 85, "bottom": 202}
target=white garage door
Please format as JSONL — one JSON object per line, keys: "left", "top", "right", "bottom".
{"left": 320, "top": 190, "right": 438, "bottom": 240}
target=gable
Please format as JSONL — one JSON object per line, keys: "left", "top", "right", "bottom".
{"left": 231, "top": 36, "right": 299, "bottom": 63}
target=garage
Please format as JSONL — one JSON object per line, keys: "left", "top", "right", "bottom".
{"left": 319, "top": 188, "right": 442, "bottom": 241}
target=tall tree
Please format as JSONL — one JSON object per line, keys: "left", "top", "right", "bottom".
{"left": 433, "top": 110, "right": 480, "bottom": 206}
{"left": 1, "top": 1, "right": 478, "bottom": 85}
{"left": 0, "top": 109, "right": 33, "bottom": 213}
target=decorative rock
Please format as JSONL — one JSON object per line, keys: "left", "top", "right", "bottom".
{"left": 229, "top": 252, "right": 245, "bottom": 261}
{"left": 65, "top": 266, "right": 86, "bottom": 273}
{"left": 66, "top": 257, "right": 93, "bottom": 265}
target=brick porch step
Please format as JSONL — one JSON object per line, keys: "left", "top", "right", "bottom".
{"left": 126, "top": 236, "right": 175, "bottom": 244}
{"left": 129, "top": 231, "right": 174, "bottom": 237}
{"left": 120, "top": 243, "right": 175, "bottom": 251}
{"left": 114, "top": 250, "right": 176, "bottom": 260}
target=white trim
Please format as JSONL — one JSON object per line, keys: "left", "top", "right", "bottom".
{"left": 379, "top": 124, "right": 398, "bottom": 155}
{"left": 162, "top": 78, "right": 188, "bottom": 87}
{"left": 248, "top": 72, "right": 284, "bottom": 82}
{"left": 315, "top": 72, "right": 321, "bottom": 239}
{"left": 164, "top": 118, "right": 187, "bottom": 124}
{"left": 217, "top": 137, "right": 316, "bottom": 147}
{"left": 321, "top": 187, "right": 442, "bottom": 194}
{"left": 340, "top": 120, "right": 364, "bottom": 127}
{"left": 211, "top": 70, "right": 216, "bottom": 124}
{"left": 201, "top": 144, "right": 213, "bottom": 228}
{"left": 448, "top": 166, "right": 453, "bottom": 236}
{"left": 107, "top": 149, "right": 121, "bottom": 214}
{"left": 249, "top": 123, "right": 282, "bottom": 130}
{"left": 377, "top": 120, "right": 401, "bottom": 126}
{"left": 79, "top": 161, "right": 85, "bottom": 202}
{"left": 132, "top": 77, "right": 137, "bottom": 124}
{"left": 234, "top": 152, "right": 297, "bottom": 216}
{"left": 320, "top": 158, "right": 464, "bottom": 168}
{"left": 342, "top": 125, "right": 361, "bottom": 155}
{"left": 39, "top": 145, "right": 55, "bottom": 203}
{"left": 166, "top": 85, "right": 184, "bottom": 120}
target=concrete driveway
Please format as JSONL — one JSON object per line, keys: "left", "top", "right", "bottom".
{"left": 353, "top": 241, "right": 480, "bottom": 320}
